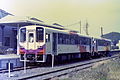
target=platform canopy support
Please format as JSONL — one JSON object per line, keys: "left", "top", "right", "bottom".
{"left": 17, "top": 24, "right": 20, "bottom": 55}
{"left": 52, "top": 54, "right": 55, "bottom": 68}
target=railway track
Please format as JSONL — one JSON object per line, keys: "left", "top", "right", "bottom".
{"left": 0, "top": 65, "right": 38, "bottom": 74}
{"left": 0, "top": 51, "right": 119, "bottom": 80}
{"left": 17, "top": 55, "right": 118, "bottom": 80}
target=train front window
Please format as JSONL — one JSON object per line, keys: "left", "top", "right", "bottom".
{"left": 20, "top": 28, "right": 26, "bottom": 42}
{"left": 36, "top": 27, "right": 44, "bottom": 42}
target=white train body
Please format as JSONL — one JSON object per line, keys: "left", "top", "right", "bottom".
{"left": 19, "top": 25, "right": 111, "bottom": 62}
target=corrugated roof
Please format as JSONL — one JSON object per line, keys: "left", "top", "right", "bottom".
{"left": 0, "top": 16, "right": 66, "bottom": 30}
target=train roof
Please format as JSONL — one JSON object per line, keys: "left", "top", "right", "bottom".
{"left": 21, "top": 25, "right": 93, "bottom": 39}
{"left": 93, "top": 37, "right": 111, "bottom": 41}
{"left": 21, "top": 25, "right": 111, "bottom": 41}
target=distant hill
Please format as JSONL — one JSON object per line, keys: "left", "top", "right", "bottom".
{"left": 101, "top": 32, "right": 120, "bottom": 45}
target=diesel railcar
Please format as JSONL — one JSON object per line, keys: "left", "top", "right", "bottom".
{"left": 19, "top": 25, "right": 111, "bottom": 62}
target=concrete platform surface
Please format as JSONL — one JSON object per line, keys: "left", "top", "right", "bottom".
{"left": 0, "top": 54, "right": 23, "bottom": 70}
{"left": 0, "top": 54, "right": 20, "bottom": 60}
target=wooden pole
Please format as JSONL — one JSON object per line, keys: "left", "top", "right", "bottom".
{"left": 79, "top": 21, "right": 81, "bottom": 34}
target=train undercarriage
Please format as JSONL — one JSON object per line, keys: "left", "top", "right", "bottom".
{"left": 20, "top": 51, "right": 110, "bottom": 65}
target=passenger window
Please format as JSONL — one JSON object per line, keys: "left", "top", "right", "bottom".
{"left": 20, "top": 28, "right": 26, "bottom": 42}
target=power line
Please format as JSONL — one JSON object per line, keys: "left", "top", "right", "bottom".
{"left": 65, "top": 21, "right": 80, "bottom": 27}
{"left": 65, "top": 20, "right": 89, "bottom": 35}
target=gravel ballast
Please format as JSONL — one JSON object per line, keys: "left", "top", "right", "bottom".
{"left": 59, "top": 57, "right": 120, "bottom": 80}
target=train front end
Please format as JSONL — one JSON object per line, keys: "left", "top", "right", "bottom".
{"left": 19, "top": 26, "right": 46, "bottom": 62}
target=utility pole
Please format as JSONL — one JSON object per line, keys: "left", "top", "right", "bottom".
{"left": 101, "top": 27, "right": 103, "bottom": 37}
{"left": 85, "top": 20, "right": 89, "bottom": 35}
{"left": 79, "top": 21, "right": 81, "bottom": 34}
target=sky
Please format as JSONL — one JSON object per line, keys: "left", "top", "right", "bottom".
{"left": 0, "top": 0, "right": 120, "bottom": 37}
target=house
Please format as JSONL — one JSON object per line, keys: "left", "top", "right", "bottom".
{"left": 0, "top": 15, "right": 42, "bottom": 54}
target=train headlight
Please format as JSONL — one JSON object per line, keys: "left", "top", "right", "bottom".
{"left": 37, "top": 46, "right": 42, "bottom": 49}
{"left": 19, "top": 45, "right": 25, "bottom": 54}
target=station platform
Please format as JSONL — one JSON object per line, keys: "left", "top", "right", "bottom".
{"left": 0, "top": 54, "right": 23, "bottom": 70}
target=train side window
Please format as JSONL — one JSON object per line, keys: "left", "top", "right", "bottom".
{"left": 58, "top": 33, "right": 62, "bottom": 44}
{"left": 80, "top": 37, "right": 89, "bottom": 45}
{"left": 62, "top": 34, "right": 65, "bottom": 44}
{"left": 4, "top": 37, "right": 10, "bottom": 46}
{"left": 71, "top": 35, "right": 75, "bottom": 45}
{"left": 20, "top": 28, "right": 26, "bottom": 42}
{"left": 79, "top": 37, "right": 82, "bottom": 44}
{"left": 87, "top": 38, "right": 91, "bottom": 45}
{"left": 66, "top": 35, "right": 70, "bottom": 44}
{"left": 81, "top": 37, "right": 84, "bottom": 45}
{"left": 75, "top": 36, "right": 78, "bottom": 44}
{"left": 98, "top": 40, "right": 106, "bottom": 46}
{"left": 64, "top": 34, "right": 69, "bottom": 44}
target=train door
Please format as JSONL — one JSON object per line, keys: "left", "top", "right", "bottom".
{"left": 52, "top": 33, "right": 57, "bottom": 55}
{"left": 90, "top": 38, "right": 92, "bottom": 53}
{"left": 93, "top": 39, "right": 97, "bottom": 52}
{"left": 92, "top": 38, "right": 97, "bottom": 54}
{"left": 27, "top": 31, "right": 35, "bottom": 50}
{"left": 95, "top": 39, "right": 98, "bottom": 52}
